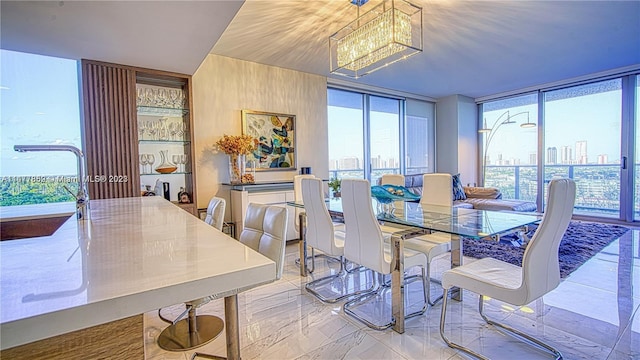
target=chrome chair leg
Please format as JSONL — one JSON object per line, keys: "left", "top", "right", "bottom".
{"left": 439, "top": 289, "right": 489, "bottom": 360}
{"left": 295, "top": 248, "right": 340, "bottom": 274}
{"left": 344, "top": 267, "right": 428, "bottom": 331}
{"left": 440, "top": 290, "right": 563, "bottom": 360}
{"left": 478, "top": 296, "right": 563, "bottom": 360}
{"left": 426, "top": 262, "right": 443, "bottom": 306}
{"left": 305, "top": 257, "right": 376, "bottom": 303}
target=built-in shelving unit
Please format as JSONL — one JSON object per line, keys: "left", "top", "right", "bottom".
{"left": 136, "top": 71, "right": 196, "bottom": 215}
{"left": 80, "top": 60, "right": 197, "bottom": 215}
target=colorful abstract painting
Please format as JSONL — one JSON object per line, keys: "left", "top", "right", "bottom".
{"left": 242, "top": 110, "right": 296, "bottom": 171}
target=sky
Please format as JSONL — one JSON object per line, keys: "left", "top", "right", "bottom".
{"left": 484, "top": 86, "right": 623, "bottom": 166}
{"left": 1, "top": 50, "right": 82, "bottom": 176}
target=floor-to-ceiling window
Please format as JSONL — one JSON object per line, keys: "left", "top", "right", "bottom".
{"left": 635, "top": 76, "right": 640, "bottom": 220}
{"left": 0, "top": 50, "right": 81, "bottom": 206}
{"left": 406, "top": 99, "right": 435, "bottom": 175}
{"left": 480, "top": 94, "right": 538, "bottom": 201}
{"left": 327, "top": 89, "right": 365, "bottom": 179}
{"left": 480, "top": 73, "right": 639, "bottom": 223}
{"left": 544, "top": 79, "right": 622, "bottom": 217}
{"left": 369, "top": 96, "right": 400, "bottom": 184}
{"left": 328, "top": 88, "right": 434, "bottom": 183}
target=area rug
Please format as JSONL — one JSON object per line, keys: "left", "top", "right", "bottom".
{"left": 462, "top": 221, "right": 630, "bottom": 278}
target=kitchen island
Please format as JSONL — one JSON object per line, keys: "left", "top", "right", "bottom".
{"left": 0, "top": 196, "right": 276, "bottom": 359}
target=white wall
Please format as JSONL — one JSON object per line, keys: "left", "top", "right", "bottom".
{"left": 435, "top": 95, "right": 478, "bottom": 185}
{"left": 192, "top": 55, "right": 329, "bottom": 209}
{"left": 435, "top": 95, "right": 458, "bottom": 175}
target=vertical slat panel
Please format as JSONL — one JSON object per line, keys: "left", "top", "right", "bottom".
{"left": 81, "top": 60, "right": 138, "bottom": 199}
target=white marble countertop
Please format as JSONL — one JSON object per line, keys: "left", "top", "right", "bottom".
{"left": 0, "top": 197, "right": 276, "bottom": 349}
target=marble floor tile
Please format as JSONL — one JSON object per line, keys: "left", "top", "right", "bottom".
{"left": 295, "top": 330, "right": 407, "bottom": 360}
{"left": 146, "top": 228, "right": 640, "bottom": 360}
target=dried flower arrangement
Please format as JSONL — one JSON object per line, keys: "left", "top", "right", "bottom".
{"left": 216, "top": 134, "right": 255, "bottom": 184}
{"left": 215, "top": 134, "right": 254, "bottom": 155}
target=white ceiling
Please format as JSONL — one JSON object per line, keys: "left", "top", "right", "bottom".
{"left": 2, "top": 1, "right": 639, "bottom": 99}
{"left": 1, "top": 1, "right": 244, "bottom": 75}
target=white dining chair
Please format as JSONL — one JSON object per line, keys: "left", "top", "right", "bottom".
{"left": 420, "top": 173, "right": 453, "bottom": 207}
{"left": 294, "top": 174, "right": 344, "bottom": 272}
{"left": 377, "top": 173, "right": 417, "bottom": 235}
{"left": 380, "top": 173, "right": 405, "bottom": 187}
{"left": 402, "top": 173, "right": 453, "bottom": 305}
{"left": 293, "top": 174, "right": 315, "bottom": 230}
{"left": 302, "top": 178, "right": 374, "bottom": 303}
{"left": 439, "top": 178, "right": 576, "bottom": 360}
{"left": 192, "top": 202, "right": 288, "bottom": 360}
{"left": 204, "top": 196, "right": 226, "bottom": 230}
{"left": 340, "top": 178, "right": 430, "bottom": 330}
{"left": 239, "top": 203, "right": 288, "bottom": 279}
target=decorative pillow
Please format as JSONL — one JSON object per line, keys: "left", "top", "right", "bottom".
{"left": 452, "top": 174, "right": 466, "bottom": 200}
{"left": 463, "top": 186, "right": 502, "bottom": 199}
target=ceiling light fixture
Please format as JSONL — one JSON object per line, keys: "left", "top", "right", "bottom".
{"left": 329, "top": 0, "right": 422, "bottom": 79}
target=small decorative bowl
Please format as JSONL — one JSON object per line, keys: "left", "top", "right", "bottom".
{"left": 156, "top": 166, "right": 178, "bottom": 174}
{"left": 371, "top": 185, "right": 420, "bottom": 204}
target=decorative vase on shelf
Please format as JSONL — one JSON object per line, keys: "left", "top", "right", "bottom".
{"left": 155, "top": 150, "right": 178, "bottom": 174}
{"left": 228, "top": 154, "right": 255, "bottom": 184}
{"left": 229, "top": 154, "right": 245, "bottom": 184}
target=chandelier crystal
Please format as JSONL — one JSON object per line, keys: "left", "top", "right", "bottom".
{"left": 330, "top": 0, "right": 422, "bottom": 78}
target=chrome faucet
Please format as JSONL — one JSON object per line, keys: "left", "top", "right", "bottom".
{"left": 14, "top": 145, "right": 90, "bottom": 221}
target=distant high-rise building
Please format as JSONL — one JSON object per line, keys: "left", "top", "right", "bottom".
{"left": 387, "top": 157, "right": 397, "bottom": 168}
{"left": 371, "top": 155, "right": 381, "bottom": 169}
{"left": 576, "top": 140, "right": 588, "bottom": 164}
{"left": 529, "top": 152, "right": 537, "bottom": 165}
{"left": 561, "top": 146, "right": 573, "bottom": 164}
{"left": 547, "top": 147, "right": 557, "bottom": 164}
{"left": 329, "top": 159, "right": 339, "bottom": 170}
{"left": 340, "top": 157, "right": 360, "bottom": 170}
{"left": 597, "top": 154, "right": 608, "bottom": 164}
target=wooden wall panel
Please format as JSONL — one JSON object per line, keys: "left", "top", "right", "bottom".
{"left": 1, "top": 315, "right": 144, "bottom": 359}
{"left": 81, "top": 60, "right": 140, "bottom": 199}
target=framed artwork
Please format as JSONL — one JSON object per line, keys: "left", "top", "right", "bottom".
{"left": 242, "top": 110, "right": 296, "bottom": 171}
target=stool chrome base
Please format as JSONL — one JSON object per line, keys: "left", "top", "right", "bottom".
{"left": 157, "top": 312, "right": 224, "bottom": 351}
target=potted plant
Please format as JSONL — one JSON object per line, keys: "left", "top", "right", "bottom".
{"left": 328, "top": 177, "right": 341, "bottom": 198}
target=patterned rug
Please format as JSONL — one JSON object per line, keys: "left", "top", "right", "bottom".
{"left": 463, "top": 221, "right": 630, "bottom": 278}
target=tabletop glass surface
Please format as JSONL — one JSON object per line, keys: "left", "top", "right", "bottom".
{"left": 287, "top": 198, "right": 541, "bottom": 239}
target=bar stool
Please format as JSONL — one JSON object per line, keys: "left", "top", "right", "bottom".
{"left": 157, "top": 197, "right": 227, "bottom": 351}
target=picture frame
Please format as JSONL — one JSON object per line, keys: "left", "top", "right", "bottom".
{"left": 242, "top": 110, "right": 296, "bottom": 171}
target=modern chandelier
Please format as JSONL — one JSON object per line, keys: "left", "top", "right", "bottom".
{"left": 329, "top": 0, "right": 423, "bottom": 78}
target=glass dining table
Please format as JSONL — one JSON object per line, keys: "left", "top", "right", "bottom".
{"left": 287, "top": 198, "right": 541, "bottom": 334}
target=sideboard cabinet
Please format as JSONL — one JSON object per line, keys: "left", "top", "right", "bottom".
{"left": 228, "top": 182, "right": 298, "bottom": 241}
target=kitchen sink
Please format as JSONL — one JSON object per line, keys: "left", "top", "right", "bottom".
{"left": 0, "top": 215, "right": 72, "bottom": 241}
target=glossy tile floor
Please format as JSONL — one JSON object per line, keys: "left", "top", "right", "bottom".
{"left": 145, "top": 229, "right": 639, "bottom": 360}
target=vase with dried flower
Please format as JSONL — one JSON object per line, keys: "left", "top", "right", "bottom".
{"left": 216, "top": 134, "right": 255, "bottom": 184}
